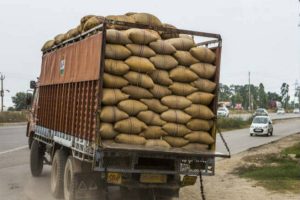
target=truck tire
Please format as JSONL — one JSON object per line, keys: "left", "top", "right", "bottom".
{"left": 64, "top": 156, "right": 77, "bottom": 200}
{"left": 51, "top": 149, "right": 67, "bottom": 198}
{"left": 28, "top": 135, "right": 33, "bottom": 149}
{"left": 30, "top": 140, "right": 44, "bottom": 177}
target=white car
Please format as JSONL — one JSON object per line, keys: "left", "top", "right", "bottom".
{"left": 250, "top": 116, "right": 273, "bottom": 136}
{"left": 277, "top": 108, "right": 285, "bottom": 114}
{"left": 293, "top": 108, "right": 300, "bottom": 114}
{"left": 217, "top": 107, "right": 229, "bottom": 117}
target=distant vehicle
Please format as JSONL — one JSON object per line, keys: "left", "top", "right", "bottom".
{"left": 277, "top": 108, "right": 285, "bottom": 114}
{"left": 253, "top": 108, "right": 268, "bottom": 117}
{"left": 293, "top": 108, "right": 300, "bottom": 114}
{"left": 250, "top": 116, "right": 273, "bottom": 136}
{"left": 217, "top": 107, "right": 229, "bottom": 117}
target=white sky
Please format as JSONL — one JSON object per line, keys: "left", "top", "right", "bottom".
{"left": 0, "top": 0, "right": 300, "bottom": 107}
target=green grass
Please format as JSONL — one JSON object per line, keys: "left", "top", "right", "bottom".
{"left": 0, "top": 111, "right": 27, "bottom": 123}
{"left": 217, "top": 117, "right": 252, "bottom": 131}
{"left": 282, "top": 142, "right": 300, "bottom": 158}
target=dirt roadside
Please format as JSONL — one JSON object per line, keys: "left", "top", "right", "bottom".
{"left": 180, "top": 133, "right": 300, "bottom": 200}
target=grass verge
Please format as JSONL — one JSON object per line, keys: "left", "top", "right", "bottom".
{"left": 0, "top": 111, "right": 27, "bottom": 123}
{"left": 217, "top": 117, "right": 252, "bottom": 131}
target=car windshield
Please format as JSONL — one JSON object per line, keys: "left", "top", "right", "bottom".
{"left": 256, "top": 109, "right": 265, "bottom": 113}
{"left": 218, "top": 108, "right": 226, "bottom": 111}
{"left": 253, "top": 117, "right": 268, "bottom": 124}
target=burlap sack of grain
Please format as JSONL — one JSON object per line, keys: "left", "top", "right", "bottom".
{"left": 76, "top": 24, "right": 83, "bottom": 34}
{"left": 190, "top": 47, "right": 216, "bottom": 64}
{"left": 190, "top": 63, "right": 216, "bottom": 79}
{"left": 179, "top": 34, "right": 194, "bottom": 41}
{"left": 160, "top": 23, "right": 179, "bottom": 39}
{"left": 169, "top": 82, "right": 197, "bottom": 96}
{"left": 163, "top": 136, "right": 189, "bottom": 148}
{"left": 54, "top": 34, "right": 66, "bottom": 45}
{"left": 118, "top": 99, "right": 148, "bottom": 116}
{"left": 41, "top": 40, "right": 55, "bottom": 51}
{"left": 122, "top": 86, "right": 153, "bottom": 99}
{"left": 115, "top": 134, "right": 146, "bottom": 145}
{"left": 184, "top": 104, "right": 215, "bottom": 120}
{"left": 100, "top": 123, "right": 119, "bottom": 139}
{"left": 169, "top": 66, "right": 198, "bottom": 83}
{"left": 165, "top": 38, "right": 195, "bottom": 51}
{"left": 102, "top": 89, "right": 129, "bottom": 105}
{"left": 191, "top": 78, "right": 217, "bottom": 93}
{"left": 105, "top": 44, "right": 132, "bottom": 60}
{"left": 125, "top": 56, "right": 156, "bottom": 73}
{"left": 106, "top": 29, "right": 132, "bottom": 45}
{"left": 149, "top": 40, "right": 176, "bottom": 55}
{"left": 103, "top": 73, "right": 128, "bottom": 88}
{"left": 150, "top": 70, "right": 173, "bottom": 86}
{"left": 145, "top": 139, "right": 171, "bottom": 148}
{"left": 182, "top": 143, "right": 209, "bottom": 151}
{"left": 137, "top": 110, "right": 166, "bottom": 126}
{"left": 161, "top": 95, "right": 192, "bottom": 109}
{"left": 104, "top": 59, "right": 130, "bottom": 76}
{"left": 124, "top": 71, "right": 154, "bottom": 89}
{"left": 150, "top": 84, "right": 172, "bottom": 99}
{"left": 126, "top": 28, "right": 160, "bottom": 45}
{"left": 140, "top": 126, "right": 168, "bottom": 139}
{"left": 161, "top": 109, "right": 191, "bottom": 124}
{"left": 187, "top": 92, "right": 215, "bottom": 105}
{"left": 125, "top": 12, "right": 137, "bottom": 16}
{"left": 66, "top": 28, "right": 80, "bottom": 39}
{"left": 126, "top": 44, "right": 156, "bottom": 58}
{"left": 106, "top": 15, "right": 135, "bottom": 29}
{"left": 80, "top": 15, "right": 96, "bottom": 26}
{"left": 83, "top": 16, "right": 104, "bottom": 32}
{"left": 100, "top": 106, "right": 129, "bottom": 123}
{"left": 140, "top": 99, "right": 168, "bottom": 114}
{"left": 149, "top": 55, "right": 178, "bottom": 70}
{"left": 187, "top": 119, "right": 213, "bottom": 131}
{"left": 131, "top": 13, "right": 162, "bottom": 27}
{"left": 184, "top": 131, "right": 214, "bottom": 144}
{"left": 173, "top": 51, "right": 199, "bottom": 66}
{"left": 162, "top": 123, "right": 191, "bottom": 137}
{"left": 114, "top": 117, "right": 147, "bottom": 134}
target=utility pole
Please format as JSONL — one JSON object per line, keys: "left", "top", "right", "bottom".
{"left": 0, "top": 73, "right": 5, "bottom": 112}
{"left": 248, "top": 71, "right": 251, "bottom": 111}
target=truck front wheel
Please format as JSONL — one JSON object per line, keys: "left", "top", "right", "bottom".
{"left": 64, "top": 156, "right": 77, "bottom": 200}
{"left": 51, "top": 149, "right": 67, "bottom": 198}
{"left": 30, "top": 140, "right": 44, "bottom": 177}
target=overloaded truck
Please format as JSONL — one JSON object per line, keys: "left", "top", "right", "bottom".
{"left": 26, "top": 13, "right": 230, "bottom": 200}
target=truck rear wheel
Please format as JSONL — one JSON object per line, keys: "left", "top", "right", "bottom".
{"left": 64, "top": 156, "right": 76, "bottom": 200}
{"left": 51, "top": 149, "right": 67, "bottom": 198}
{"left": 30, "top": 140, "right": 44, "bottom": 177}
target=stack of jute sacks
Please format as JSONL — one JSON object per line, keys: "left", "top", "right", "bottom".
{"left": 42, "top": 13, "right": 217, "bottom": 151}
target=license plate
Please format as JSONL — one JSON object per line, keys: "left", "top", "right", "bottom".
{"left": 140, "top": 174, "right": 167, "bottom": 183}
{"left": 254, "top": 129, "right": 262, "bottom": 132}
{"left": 181, "top": 175, "right": 197, "bottom": 186}
{"left": 107, "top": 172, "right": 122, "bottom": 184}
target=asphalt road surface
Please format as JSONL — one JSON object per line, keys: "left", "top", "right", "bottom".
{"left": 0, "top": 118, "right": 300, "bottom": 200}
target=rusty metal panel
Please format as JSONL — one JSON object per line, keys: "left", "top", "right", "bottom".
{"left": 39, "top": 33, "right": 102, "bottom": 86}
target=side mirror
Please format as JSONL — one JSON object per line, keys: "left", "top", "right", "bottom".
{"left": 30, "top": 81, "right": 36, "bottom": 89}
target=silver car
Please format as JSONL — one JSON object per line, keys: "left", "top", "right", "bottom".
{"left": 250, "top": 116, "right": 273, "bottom": 136}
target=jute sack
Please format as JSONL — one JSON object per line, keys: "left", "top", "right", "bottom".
{"left": 182, "top": 143, "right": 209, "bottom": 151}
{"left": 115, "top": 134, "right": 146, "bottom": 145}
{"left": 66, "top": 28, "right": 80, "bottom": 39}
{"left": 160, "top": 23, "right": 179, "bottom": 39}
{"left": 80, "top": 15, "right": 96, "bottom": 26}
{"left": 41, "top": 40, "right": 55, "bottom": 51}
{"left": 114, "top": 117, "right": 147, "bottom": 134}
{"left": 191, "top": 78, "right": 217, "bottom": 93}
{"left": 184, "top": 104, "right": 215, "bottom": 120}
{"left": 190, "top": 47, "right": 216, "bottom": 64}
{"left": 125, "top": 56, "right": 156, "bottom": 73}
{"left": 103, "top": 73, "right": 128, "bottom": 88}
{"left": 190, "top": 63, "right": 216, "bottom": 79}
{"left": 126, "top": 28, "right": 160, "bottom": 45}
{"left": 83, "top": 16, "right": 104, "bottom": 32}
{"left": 161, "top": 95, "right": 192, "bottom": 109}
{"left": 187, "top": 92, "right": 215, "bottom": 105}
{"left": 131, "top": 13, "right": 162, "bottom": 27}
{"left": 102, "top": 89, "right": 129, "bottom": 105}
{"left": 105, "top": 44, "right": 132, "bottom": 60}
{"left": 100, "top": 106, "right": 129, "bottom": 123}
{"left": 54, "top": 34, "right": 66, "bottom": 45}
{"left": 106, "top": 29, "right": 132, "bottom": 45}
{"left": 163, "top": 136, "right": 189, "bottom": 148}
{"left": 140, "top": 126, "right": 168, "bottom": 139}
{"left": 100, "top": 123, "right": 119, "bottom": 139}
{"left": 124, "top": 71, "right": 154, "bottom": 89}
{"left": 187, "top": 119, "right": 213, "bottom": 131}
{"left": 145, "top": 139, "right": 171, "bottom": 148}
{"left": 118, "top": 99, "right": 148, "bottom": 116}
{"left": 76, "top": 24, "right": 83, "bottom": 34}
{"left": 149, "top": 55, "right": 178, "bottom": 70}
{"left": 122, "top": 86, "right": 153, "bottom": 99}
{"left": 169, "top": 82, "right": 197, "bottom": 96}
{"left": 162, "top": 123, "right": 191, "bottom": 137}
{"left": 179, "top": 34, "right": 194, "bottom": 41}
{"left": 184, "top": 131, "right": 214, "bottom": 144}
{"left": 165, "top": 38, "right": 195, "bottom": 51}
{"left": 169, "top": 66, "right": 198, "bottom": 83}
{"left": 106, "top": 15, "right": 135, "bottom": 29}
{"left": 150, "top": 84, "right": 172, "bottom": 99}
{"left": 173, "top": 51, "right": 199, "bottom": 66}
{"left": 124, "top": 12, "right": 137, "bottom": 16}
{"left": 150, "top": 70, "right": 173, "bottom": 86}
{"left": 126, "top": 44, "right": 156, "bottom": 58}
{"left": 140, "top": 99, "right": 168, "bottom": 114}
{"left": 137, "top": 110, "right": 166, "bottom": 126}
{"left": 105, "top": 59, "right": 130, "bottom": 76}
{"left": 149, "top": 40, "right": 176, "bottom": 55}
{"left": 161, "top": 109, "right": 191, "bottom": 124}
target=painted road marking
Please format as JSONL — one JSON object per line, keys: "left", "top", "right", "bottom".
{"left": 0, "top": 145, "right": 27, "bottom": 155}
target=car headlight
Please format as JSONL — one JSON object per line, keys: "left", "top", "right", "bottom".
{"left": 263, "top": 125, "right": 268, "bottom": 129}
{"left": 250, "top": 125, "right": 254, "bottom": 128}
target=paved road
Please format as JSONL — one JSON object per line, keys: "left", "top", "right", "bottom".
{"left": 0, "top": 119, "right": 300, "bottom": 200}
{"left": 229, "top": 112, "right": 300, "bottom": 121}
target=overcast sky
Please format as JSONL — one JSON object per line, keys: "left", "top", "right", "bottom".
{"left": 0, "top": 0, "right": 299, "bottom": 108}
